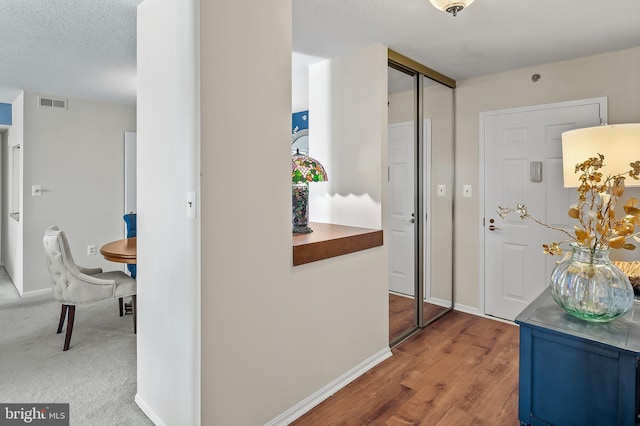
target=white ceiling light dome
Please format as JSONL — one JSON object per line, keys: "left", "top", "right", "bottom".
{"left": 429, "top": 0, "right": 475, "bottom": 16}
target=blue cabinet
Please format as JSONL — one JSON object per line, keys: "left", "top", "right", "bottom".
{"left": 516, "top": 289, "right": 640, "bottom": 426}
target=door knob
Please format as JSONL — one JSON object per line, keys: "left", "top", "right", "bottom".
{"left": 403, "top": 218, "right": 415, "bottom": 224}
{"left": 488, "top": 225, "right": 501, "bottom": 231}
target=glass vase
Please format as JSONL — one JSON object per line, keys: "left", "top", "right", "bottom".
{"left": 549, "top": 244, "right": 634, "bottom": 322}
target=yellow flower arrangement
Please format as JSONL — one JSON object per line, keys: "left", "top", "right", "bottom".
{"left": 498, "top": 154, "right": 640, "bottom": 256}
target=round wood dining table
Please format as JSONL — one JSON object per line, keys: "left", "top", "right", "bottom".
{"left": 100, "top": 237, "right": 137, "bottom": 264}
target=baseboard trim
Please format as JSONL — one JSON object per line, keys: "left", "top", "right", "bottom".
{"left": 425, "top": 296, "right": 452, "bottom": 308}
{"left": 453, "top": 303, "right": 517, "bottom": 325}
{"left": 388, "top": 290, "right": 412, "bottom": 298}
{"left": 21, "top": 287, "right": 52, "bottom": 298}
{"left": 135, "top": 394, "right": 167, "bottom": 426}
{"left": 453, "top": 303, "right": 482, "bottom": 316}
{"left": 265, "top": 347, "right": 393, "bottom": 425}
{"left": 391, "top": 294, "right": 452, "bottom": 310}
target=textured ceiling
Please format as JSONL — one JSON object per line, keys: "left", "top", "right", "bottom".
{"left": 293, "top": 0, "right": 640, "bottom": 84}
{"left": 0, "top": 0, "right": 141, "bottom": 104}
{"left": 1, "top": 1, "right": 639, "bottom": 106}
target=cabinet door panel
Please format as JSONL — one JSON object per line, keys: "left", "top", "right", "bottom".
{"left": 523, "top": 329, "right": 637, "bottom": 426}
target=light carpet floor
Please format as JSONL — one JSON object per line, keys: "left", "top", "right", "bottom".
{"left": 0, "top": 275, "right": 153, "bottom": 425}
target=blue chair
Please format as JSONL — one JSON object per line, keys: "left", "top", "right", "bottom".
{"left": 120, "top": 213, "right": 137, "bottom": 316}
{"left": 123, "top": 213, "right": 137, "bottom": 279}
{"left": 123, "top": 212, "right": 136, "bottom": 238}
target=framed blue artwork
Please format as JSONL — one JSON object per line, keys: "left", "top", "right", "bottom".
{"left": 292, "top": 110, "right": 308, "bottom": 133}
{"left": 292, "top": 110, "right": 309, "bottom": 155}
{"left": 0, "top": 103, "right": 12, "bottom": 125}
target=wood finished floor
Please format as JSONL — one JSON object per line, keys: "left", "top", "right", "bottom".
{"left": 389, "top": 294, "right": 450, "bottom": 343}
{"left": 292, "top": 311, "right": 520, "bottom": 425}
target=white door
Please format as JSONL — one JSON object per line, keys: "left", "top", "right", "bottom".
{"left": 482, "top": 98, "right": 605, "bottom": 320}
{"left": 389, "top": 122, "right": 415, "bottom": 296}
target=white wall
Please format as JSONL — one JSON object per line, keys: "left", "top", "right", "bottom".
{"left": 292, "top": 52, "right": 326, "bottom": 113}
{"left": 454, "top": 47, "right": 640, "bottom": 310}
{"left": 21, "top": 92, "right": 135, "bottom": 294}
{"left": 4, "top": 91, "right": 23, "bottom": 294}
{"left": 200, "top": 3, "right": 389, "bottom": 425}
{"left": 135, "top": 1, "right": 200, "bottom": 425}
{"left": 308, "top": 45, "right": 387, "bottom": 229}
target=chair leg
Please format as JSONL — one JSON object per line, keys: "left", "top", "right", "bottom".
{"left": 57, "top": 305, "right": 68, "bottom": 334}
{"left": 132, "top": 295, "right": 137, "bottom": 334}
{"left": 63, "top": 305, "right": 75, "bottom": 351}
{"left": 119, "top": 297, "right": 124, "bottom": 317}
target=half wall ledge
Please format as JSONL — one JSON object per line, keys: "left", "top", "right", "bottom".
{"left": 292, "top": 222, "right": 383, "bottom": 266}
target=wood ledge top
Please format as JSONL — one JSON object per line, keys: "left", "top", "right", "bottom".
{"left": 292, "top": 222, "right": 383, "bottom": 266}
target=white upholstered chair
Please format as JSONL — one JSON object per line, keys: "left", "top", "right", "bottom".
{"left": 43, "top": 225, "right": 137, "bottom": 351}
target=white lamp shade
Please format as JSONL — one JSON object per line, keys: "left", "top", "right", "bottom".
{"left": 561, "top": 123, "right": 640, "bottom": 188}
{"left": 429, "top": 0, "right": 475, "bottom": 13}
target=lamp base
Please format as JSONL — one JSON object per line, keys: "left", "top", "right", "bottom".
{"left": 292, "top": 183, "right": 312, "bottom": 234}
{"left": 293, "top": 225, "right": 313, "bottom": 234}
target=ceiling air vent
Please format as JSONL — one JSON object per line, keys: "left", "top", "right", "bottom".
{"left": 38, "top": 96, "right": 67, "bottom": 110}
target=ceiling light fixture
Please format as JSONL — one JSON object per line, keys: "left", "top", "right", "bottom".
{"left": 429, "top": 0, "right": 475, "bottom": 16}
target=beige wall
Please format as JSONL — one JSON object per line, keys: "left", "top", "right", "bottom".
{"left": 200, "top": 2, "right": 389, "bottom": 425}
{"left": 454, "top": 46, "right": 640, "bottom": 309}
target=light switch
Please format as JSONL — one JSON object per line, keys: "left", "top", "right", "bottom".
{"left": 32, "top": 185, "right": 42, "bottom": 196}
{"left": 187, "top": 191, "right": 196, "bottom": 218}
{"left": 463, "top": 185, "right": 472, "bottom": 198}
{"left": 437, "top": 185, "right": 446, "bottom": 197}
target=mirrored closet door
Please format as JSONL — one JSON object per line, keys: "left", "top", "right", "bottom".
{"left": 388, "top": 64, "right": 418, "bottom": 345}
{"left": 388, "top": 55, "right": 454, "bottom": 347}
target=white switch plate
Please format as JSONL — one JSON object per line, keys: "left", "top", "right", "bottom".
{"left": 437, "top": 185, "right": 446, "bottom": 197}
{"left": 32, "top": 185, "right": 42, "bottom": 196}
{"left": 87, "top": 244, "right": 96, "bottom": 256}
{"left": 463, "top": 185, "right": 472, "bottom": 197}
